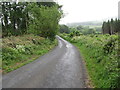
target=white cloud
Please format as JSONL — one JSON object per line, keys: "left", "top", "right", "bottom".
{"left": 57, "top": 0, "right": 120, "bottom": 24}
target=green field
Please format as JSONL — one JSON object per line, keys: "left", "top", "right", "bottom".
{"left": 88, "top": 25, "right": 102, "bottom": 28}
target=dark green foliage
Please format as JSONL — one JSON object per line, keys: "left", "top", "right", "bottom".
{"left": 68, "top": 30, "right": 81, "bottom": 38}
{"left": 69, "top": 32, "right": 74, "bottom": 38}
{"left": 103, "top": 37, "right": 117, "bottom": 54}
{"left": 59, "top": 25, "right": 70, "bottom": 34}
{"left": 36, "top": 2, "right": 56, "bottom": 7}
{"left": 27, "top": 3, "right": 62, "bottom": 40}
{"left": 2, "top": 2, "right": 29, "bottom": 36}
{"left": 1, "top": 2, "right": 62, "bottom": 40}
{"left": 102, "top": 19, "right": 120, "bottom": 35}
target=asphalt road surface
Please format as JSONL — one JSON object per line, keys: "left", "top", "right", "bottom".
{"left": 2, "top": 36, "right": 87, "bottom": 88}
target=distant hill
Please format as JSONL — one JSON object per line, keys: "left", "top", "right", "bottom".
{"left": 66, "top": 21, "right": 103, "bottom": 27}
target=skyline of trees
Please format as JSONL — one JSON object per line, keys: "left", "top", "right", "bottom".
{"left": 1, "top": 1, "right": 120, "bottom": 38}
{"left": 1, "top": 1, "right": 62, "bottom": 40}
{"left": 102, "top": 19, "right": 120, "bottom": 35}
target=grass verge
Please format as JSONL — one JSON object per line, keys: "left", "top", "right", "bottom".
{"left": 2, "top": 34, "right": 57, "bottom": 74}
{"left": 60, "top": 34, "right": 119, "bottom": 88}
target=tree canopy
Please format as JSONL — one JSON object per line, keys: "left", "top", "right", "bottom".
{"left": 1, "top": 2, "right": 63, "bottom": 40}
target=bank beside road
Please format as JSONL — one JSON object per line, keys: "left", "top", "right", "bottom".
{"left": 2, "top": 34, "right": 57, "bottom": 74}
{"left": 59, "top": 34, "right": 119, "bottom": 88}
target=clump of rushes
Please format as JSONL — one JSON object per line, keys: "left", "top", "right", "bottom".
{"left": 60, "top": 34, "right": 119, "bottom": 88}
{"left": 2, "top": 34, "right": 57, "bottom": 74}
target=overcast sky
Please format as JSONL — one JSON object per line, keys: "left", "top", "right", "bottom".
{"left": 57, "top": 0, "right": 120, "bottom": 24}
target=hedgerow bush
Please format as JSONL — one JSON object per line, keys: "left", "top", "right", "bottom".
{"left": 60, "top": 34, "right": 119, "bottom": 88}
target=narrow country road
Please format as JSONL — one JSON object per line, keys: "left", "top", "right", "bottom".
{"left": 2, "top": 36, "right": 87, "bottom": 88}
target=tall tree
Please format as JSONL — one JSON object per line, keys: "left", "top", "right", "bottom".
{"left": 102, "top": 19, "right": 120, "bottom": 35}
{"left": 1, "top": 1, "right": 62, "bottom": 39}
